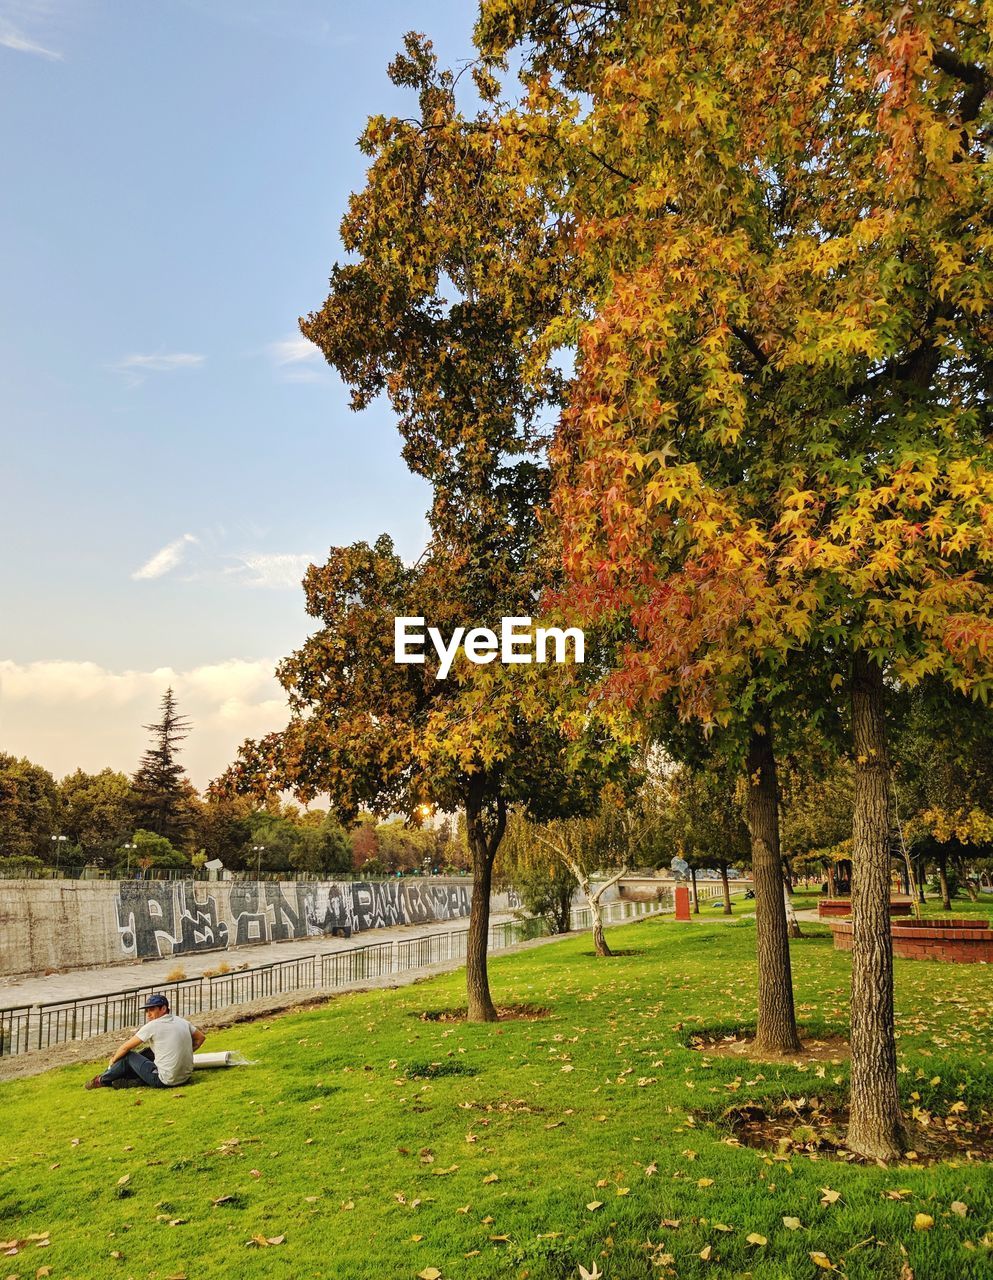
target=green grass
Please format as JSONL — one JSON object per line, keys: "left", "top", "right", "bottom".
{"left": 2, "top": 916, "right": 992, "bottom": 1279}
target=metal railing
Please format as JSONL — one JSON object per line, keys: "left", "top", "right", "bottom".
{"left": 0, "top": 898, "right": 666, "bottom": 1060}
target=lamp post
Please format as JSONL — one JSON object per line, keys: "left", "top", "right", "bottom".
{"left": 252, "top": 844, "right": 266, "bottom": 881}
{"left": 50, "top": 833, "right": 68, "bottom": 876}
{"left": 121, "top": 842, "right": 137, "bottom": 877}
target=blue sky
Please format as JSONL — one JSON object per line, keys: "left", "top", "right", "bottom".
{"left": 0, "top": 0, "right": 475, "bottom": 783}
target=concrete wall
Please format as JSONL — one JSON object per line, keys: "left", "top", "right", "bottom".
{"left": 0, "top": 878, "right": 484, "bottom": 977}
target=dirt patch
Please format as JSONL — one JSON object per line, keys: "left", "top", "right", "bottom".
{"left": 717, "top": 1097, "right": 993, "bottom": 1165}
{"left": 416, "top": 1004, "right": 551, "bottom": 1023}
{"left": 688, "top": 1030, "right": 850, "bottom": 1065}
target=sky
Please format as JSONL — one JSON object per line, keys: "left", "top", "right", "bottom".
{"left": 0, "top": 0, "right": 478, "bottom": 786}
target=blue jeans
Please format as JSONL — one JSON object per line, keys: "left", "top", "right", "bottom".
{"left": 100, "top": 1048, "right": 168, "bottom": 1089}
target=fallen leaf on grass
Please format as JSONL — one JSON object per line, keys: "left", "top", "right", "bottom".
{"left": 820, "top": 1188, "right": 841, "bottom": 1206}
{"left": 746, "top": 1233, "right": 767, "bottom": 1246}
{"left": 810, "top": 1252, "right": 835, "bottom": 1270}
{"left": 616, "top": 1187, "right": 630, "bottom": 1196}
{"left": 913, "top": 1214, "right": 934, "bottom": 1231}
{"left": 417, "top": 1268, "right": 442, "bottom": 1280}
{"left": 783, "top": 1217, "right": 803, "bottom": 1230}
{"left": 586, "top": 1202, "right": 603, "bottom": 1212}
{"left": 578, "top": 1264, "right": 601, "bottom": 1280}
{"left": 697, "top": 1178, "right": 714, "bottom": 1188}
{"left": 482, "top": 1173, "right": 499, "bottom": 1184}
{"left": 699, "top": 1244, "right": 712, "bottom": 1261}
{"left": 951, "top": 1202, "right": 968, "bottom": 1217}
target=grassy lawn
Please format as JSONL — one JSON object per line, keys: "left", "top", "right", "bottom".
{"left": 2, "top": 916, "right": 992, "bottom": 1279}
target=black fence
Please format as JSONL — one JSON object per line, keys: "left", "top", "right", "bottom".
{"left": 0, "top": 898, "right": 665, "bottom": 1060}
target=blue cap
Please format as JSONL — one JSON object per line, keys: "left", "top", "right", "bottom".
{"left": 142, "top": 993, "right": 169, "bottom": 1010}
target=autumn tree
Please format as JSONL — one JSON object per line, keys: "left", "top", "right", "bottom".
{"left": 217, "top": 37, "right": 623, "bottom": 1021}
{"left": 218, "top": 536, "right": 621, "bottom": 1021}
{"left": 478, "top": 0, "right": 993, "bottom": 1159}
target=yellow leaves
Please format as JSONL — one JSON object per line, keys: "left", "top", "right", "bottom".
{"left": 783, "top": 1216, "right": 803, "bottom": 1230}
{"left": 697, "top": 1177, "right": 714, "bottom": 1188}
{"left": 417, "top": 1269, "right": 442, "bottom": 1280}
{"left": 810, "top": 1251, "right": 835, "bottom": 1270}
{"left": 950, "top": 1202, "right": 968, "bottom": 1217}
{"left": 913, "top": 1213, "right": 934, "bottom": 1231}
{"left": 819, "top": 1188, "right": 841, "bottom": 1206}
{"left": 745, "top": 1233, "right": 767, "bottom": 1246}
{"left": 481, "top": 1173, "right": 499, "bottom": 1184}
{"left": 699, "top": 1244, "right": 713, "bottom": 1261}
{"left": 586, "top": 1202, "right": 604, "bottom": 1212}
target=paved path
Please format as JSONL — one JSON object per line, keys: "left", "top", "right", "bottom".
{"left": 0, "top": 913, "right": 514, "bottom": 1008}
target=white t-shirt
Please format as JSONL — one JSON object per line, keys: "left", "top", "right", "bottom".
{"left": 135, "top": 1013, "right": 197, "bottom": 1086}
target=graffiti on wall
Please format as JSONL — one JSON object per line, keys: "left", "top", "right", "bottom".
{"left": 117, "top": 881, "right": 229, "bottom": 959}
{"left": 115, "top": 878, "right": 474, "bottom": 960}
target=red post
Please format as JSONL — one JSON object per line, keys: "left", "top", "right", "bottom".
{"left": 674, "top": 885, "right": 691, "bottom": 921}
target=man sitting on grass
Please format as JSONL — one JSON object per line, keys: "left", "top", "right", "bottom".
{"left": 85, "top": 993, "right": 205, "bottom": 1090}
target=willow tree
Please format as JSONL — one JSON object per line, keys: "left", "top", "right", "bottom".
{"left": 479, "top": 1, "right": 993, "bottom": 1159}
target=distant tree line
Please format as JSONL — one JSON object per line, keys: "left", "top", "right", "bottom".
{"left": 0, "top": 689, "right": 465, "bottom": 878}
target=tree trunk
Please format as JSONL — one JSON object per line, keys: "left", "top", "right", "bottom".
{"left": 690, "top": 865, "right": 700, "bottom": 913}
{"left": 591, "top": 893, "right": 613, "bottom": 957}
{"left": 916, "top": 857, "right": 927, "bottom": 903}
{"left": 937, "top": 853, "right": 952, "bottom": 911}
{"left": 783, "top": 884, "right": 803, "bottom": 939}
{"left": 848, "top": 652, "right": 905, "bottom": 1161}
{"left": 463, "top": 779, "right": 505, "bottom": 1023}
{"left": 746, "top": 720, "right": 802, "bottom": 1055}
{"left": 826, "top": 863, "right": 836, "bottom": 897}
{"left": 720, "top": 863, "right": 732, "bottom": 915}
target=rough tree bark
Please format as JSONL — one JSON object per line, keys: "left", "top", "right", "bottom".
{"left": 464, "top": 775, "right": 506, "bottom": 1022}
{"left": 690, "top": 865, "right": 700, "bottom": 914}
{"left": 719, "top": 862, "right": 733, "bottom": 915}
{"left": 746, "top": 718, "right": 802, "bottom": 1055}
{"left": 848, "top": 652, "right": 906, "bottom": 1161}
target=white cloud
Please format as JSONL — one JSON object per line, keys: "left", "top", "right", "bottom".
{"left": 117, "top": 352, "right": 205, "bottom": 373}
{"left": 0, "top": 19, "right": 61, "bottom": 57}
{"left": 0, "top": 658, "right": 288, "bottom": 787}
{"left": 132, "top": 533, "right": 199, "bottom": 581}
{"left": 269, "top": 336, "right": 319, "bottom": 365}
{"left": 267, "top": 335, "right": 324, "bottom": 382}
{"left": 226, "top": 552, "right": 314, "bottom": 590}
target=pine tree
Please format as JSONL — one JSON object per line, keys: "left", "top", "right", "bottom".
{"left": 132, "top": 688, "right": 193, "bottom": 847}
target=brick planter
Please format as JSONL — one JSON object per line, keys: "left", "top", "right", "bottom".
{"left": 818, "top": 898, "right": 913, "bottom": 919}
{"left": 830, "top": 917, "right": 993, "bottom": 963}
